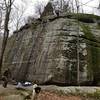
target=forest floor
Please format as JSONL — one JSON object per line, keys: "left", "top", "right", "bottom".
{"left": 0, "top": 84, "right": 100, "bottom": 100}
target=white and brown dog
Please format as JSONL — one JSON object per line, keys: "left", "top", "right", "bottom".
{"left": 32, "top": 83, "right": 41, "bottom": 100}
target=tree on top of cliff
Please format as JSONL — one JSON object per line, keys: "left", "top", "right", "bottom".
{"left": 41, "top": 2, "right": 54, "bottom": 18}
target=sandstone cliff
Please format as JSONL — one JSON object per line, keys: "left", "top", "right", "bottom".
{"left": 3, "top": 13, "right": 100, "bottom": 85}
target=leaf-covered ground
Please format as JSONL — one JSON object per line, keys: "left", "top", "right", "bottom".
{"left": 0, "top": 84, "right": 100, "bottom": 100}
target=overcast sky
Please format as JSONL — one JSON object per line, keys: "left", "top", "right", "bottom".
{"left": 9, "top": 0, "right": 99, "bottom": 34}
{"left": 14, "top": 0, "right": 100, "bottom": 17}
{"left": 14, "top": 0, "right": 49, "bottom": 18}
{"left": 81, "top": 0, "right": 100, "bottom": 15}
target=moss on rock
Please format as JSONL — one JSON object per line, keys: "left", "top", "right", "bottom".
{"left": 81, "top": 24, "right": 100, "bottom": 84}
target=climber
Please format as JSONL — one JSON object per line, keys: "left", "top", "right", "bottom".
{"left": 55, "top": 9, "right": 59, "bottom": 17}
{"left": 54, "top": 4, "right": 60, "bottom": 17}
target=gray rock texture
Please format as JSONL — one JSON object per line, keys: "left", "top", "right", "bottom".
{"left": 3, "top": 14, "right": 100, "bottom": 85}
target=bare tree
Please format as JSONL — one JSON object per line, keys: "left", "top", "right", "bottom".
{"left": 0, "top": 8, "right": 2, "bottom": 30}
{"left": 11, "top": 3, "right": 26, "bottom": 31}
{"left": 0, "top": 1, "right": 5, "bottom": 33}
{"left": 35, "top": 0, "right": 44, "bottom": 17}
{"left": 0, "top": 9, "right": 2, "bottom": 33}
{"left": 98, "top": 1, "right": 100, "bottom": 9}
{"left": 0, "top": 0, "right": 15, "bottom": 75}
{"left": 51, "top": 0, "right": 71, "bottom": 14}
{"left": 75, "top": 0, "right": 80, "bottom": 85}
{"left": 97, "top": 0, "right": 100, "bottom": 15}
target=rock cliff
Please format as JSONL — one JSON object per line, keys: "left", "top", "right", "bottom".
{"left": 3, "top": 13, "right": 100, "bottom": 85}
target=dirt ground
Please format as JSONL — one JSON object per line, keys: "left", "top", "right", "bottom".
{"left": 0, "top": 84, "right": 99, "bottom": 100}
{"left": 0, "top": 90, "right": 87, "bottom": 100}
{"left": 37, "top": 91, "right": 83, "bottom": 100}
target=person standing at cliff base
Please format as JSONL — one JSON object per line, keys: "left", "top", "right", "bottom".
{"left": 2, "top": 68, "right": 11, "bottom": 88}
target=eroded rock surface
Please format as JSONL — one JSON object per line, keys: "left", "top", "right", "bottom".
{"left": 3, "top": 14, "right": 100, "bottom": 85}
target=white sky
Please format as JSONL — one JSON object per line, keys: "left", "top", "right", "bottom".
{"left": 9, "top": 0, "right": 99, "bottom": 34}
{"left": 14, "top": 0, "right": 49, "bottom": 18}
{"left": 14, "top": 0, "right": 100, "bottom": 16}
{"left": 81, "top": 0, "right": 100, "bottom": 15}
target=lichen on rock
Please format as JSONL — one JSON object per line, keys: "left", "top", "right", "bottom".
{"left": 2, "top": 13, "right": 100, "bottom": 85}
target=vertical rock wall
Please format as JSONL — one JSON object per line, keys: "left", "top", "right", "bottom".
{"left": 3, "top": 15, "right": 100, "bottom": 85}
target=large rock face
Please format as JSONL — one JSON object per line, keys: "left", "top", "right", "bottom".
{"left": 3, "top": 14, "right": 100, "bottom": 85}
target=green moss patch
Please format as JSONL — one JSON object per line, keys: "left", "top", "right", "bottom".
{"left": 81, "top": 24, "right": 96, "bottom": 42}
{"left": 81, "top": 24, "right": 100, "bottom": 84}
{"left": 72, "top": 13, "right": 100, "bottom": 23}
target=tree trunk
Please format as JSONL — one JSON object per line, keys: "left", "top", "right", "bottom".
{"left": 0, "top": 5, "right": 11, "bottom": 76}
